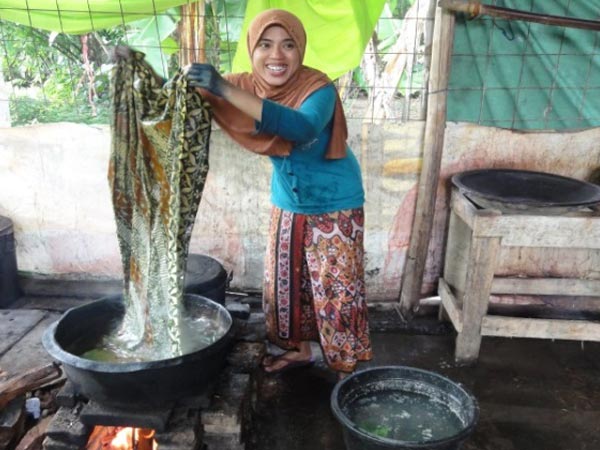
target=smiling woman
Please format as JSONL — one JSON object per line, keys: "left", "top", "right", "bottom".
{"left": 186, "top": 8, "right": 372, "bottom": 379}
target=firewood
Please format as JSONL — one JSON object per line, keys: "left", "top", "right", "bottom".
{"left": 0, "top": 364, "right": 62, "bottom": 410}
{"left": 14, "top": 416, "right": 52, "bottom": 450}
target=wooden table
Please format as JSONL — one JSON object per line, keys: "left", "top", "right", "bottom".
{"left": 438, "top": 188, "right": 600, "bottom": 364}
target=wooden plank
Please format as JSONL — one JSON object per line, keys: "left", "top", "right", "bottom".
{"left": 450, "top": 188, "right": 600, "bottom": 248}
{"left": 0, "top": 313, "right": 60, "bottom": 377}
{"left": 472, "top": 215, "right": 600, "bottom": 248}
{"left": 398, "top": 5, "right": 456, "bottom": 318}
{"left": 482, "top": 315, "right": 600, "bottom": 341}
{"left": 437, "top": 278, "right": 463, "bottom": 332}
{"left": 0, "top": 310, "right": 46, "bottom": 356}
{"left": 451, "top": 189, "right": 501, "bottom": 228}
{"left": 443, "top": 209, "right": 478, "bottom": 294}
{"left": 494, "top": 246, "right": 600, "bottom": 280}
{"left": 455, "top": 234, "right": 501, "bottom": 364}
{"left": 491, "top": 277, "right": 600, "bottom": 296}
{"left": 14, "top": 416, "right": 52, "bottom": 450}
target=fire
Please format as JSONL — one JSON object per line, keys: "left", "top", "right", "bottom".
{"left": 86, "top": 426, "right": 157, "bottom": 450}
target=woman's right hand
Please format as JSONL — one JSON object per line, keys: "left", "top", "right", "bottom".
{"left": 187, "top": 64, "right": 263, "bottom": 121}
{"left": 186, "top": 63, "right": 226, "bottom": 97}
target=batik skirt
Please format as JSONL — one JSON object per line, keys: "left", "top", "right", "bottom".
{"left": 263, "top": 206, "right": 372, "bottom": 372}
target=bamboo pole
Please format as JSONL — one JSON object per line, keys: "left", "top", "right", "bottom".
{"left": 440, "top": 0, "right": 600, "bottom": 31}
{"left": 197, "top": 2, "right": 206, "bottom": 63}
{"left": 179, "top": 2, "right": 206, "bottom": 66}
{"left": 398, "top": 5, "right": 455, "bottom": 319}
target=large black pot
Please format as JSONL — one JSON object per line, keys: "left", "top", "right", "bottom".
{"left": 331, "top": 366, "right": 478, "bottom": 450}
{"left": 42, "top": 294, "right": 233, "bottom": 409}
{"left": 452, "top": 169, "right": 600, "bottom": 214}
{"left": 185, "top": 253, "right": 228, "bottom": 304}
{"left": 0, "top": 216, "right": 20, "bottom": 308}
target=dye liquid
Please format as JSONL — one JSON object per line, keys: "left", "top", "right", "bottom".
{"left": 345, "top": 387, "right": 465, "bottom": 442}
{"left": 80, "top": 307, "right": 228, "bottom": 363}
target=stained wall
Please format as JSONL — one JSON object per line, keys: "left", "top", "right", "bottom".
{"left": 1, "top": 121, "right": 599, "bottom": 300}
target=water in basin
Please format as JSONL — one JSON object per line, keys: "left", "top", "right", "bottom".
{"left": 344, "top": 382, "right": 467, "bottom": 443}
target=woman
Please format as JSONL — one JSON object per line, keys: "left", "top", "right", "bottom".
{"left": 187, "top": 9, "right": 371, "bottom": 378}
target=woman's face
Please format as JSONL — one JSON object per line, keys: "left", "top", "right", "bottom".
{"left": 252, "top": 25, "right": 301, "bottom": 87}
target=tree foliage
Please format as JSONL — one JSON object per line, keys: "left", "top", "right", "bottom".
{"left": 1, "top": 20, "right": 122, "bottom": 125}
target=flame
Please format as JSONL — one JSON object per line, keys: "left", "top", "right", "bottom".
{"left": 111, "top": 427, "right": 134, "bottom": 449}
{"left": 87, "top": 426, "right": 157, "bottom": 450}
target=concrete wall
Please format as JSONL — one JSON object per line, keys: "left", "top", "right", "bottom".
{"left": 2, "top": 121, "right": 600, "bottom": 300}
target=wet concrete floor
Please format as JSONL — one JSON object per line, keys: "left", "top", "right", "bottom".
{"left": 248, "top": 329, "right": 600, "bottom": 450}
{"left": 2, "top": 291, "right": 600, "bottom": 450}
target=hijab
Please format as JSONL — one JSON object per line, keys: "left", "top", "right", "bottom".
{"left": 207, "top": 8, "right": 348, "bottom": 159}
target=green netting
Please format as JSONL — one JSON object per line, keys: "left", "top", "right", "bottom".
{"left": 5, "top": 0, "right": 594, "bottom": 129}
{"left": 448, "top": 0, "right": 600, "bottom": 130}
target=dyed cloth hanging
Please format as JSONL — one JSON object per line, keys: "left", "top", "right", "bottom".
{"left": 109, "top": 48, "right": 212, "bottom": 359}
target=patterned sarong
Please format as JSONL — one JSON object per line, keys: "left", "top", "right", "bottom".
{"left": 109, "top": 51, "right": 212, "bottom": 359}
{"left": 263, "top": 206, "right": 372, "bottom": 372}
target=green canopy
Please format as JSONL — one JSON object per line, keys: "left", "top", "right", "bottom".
{"left": 0, "top": 0, "right": 189, "bottom": 34}
{"left": 233, "top": 0, "right": 386, "bottom": 80}
{"left": 1, "top": 0, "right": 385, "bottom": 82}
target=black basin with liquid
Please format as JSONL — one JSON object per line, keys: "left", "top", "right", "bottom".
{"left": 331, "top": 366, "right": 478, "bottom": 450}
{"left": 42, "top": 294, "right": 234, "bottom": 408}
{"left": 452, "top": 169, "right": 600, "bottom": 214}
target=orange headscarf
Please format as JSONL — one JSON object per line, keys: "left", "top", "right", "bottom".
{"left": 206, "top": 9, "right": 348, "bottom": 159}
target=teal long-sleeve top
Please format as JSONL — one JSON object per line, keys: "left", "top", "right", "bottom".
{"left": 256, "top": 84, "right": 365, "bottom": 215}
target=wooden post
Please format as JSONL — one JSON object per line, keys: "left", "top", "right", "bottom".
{"left": 398, "top": 5, "right": 455, "bottom": 318}
{"left": 454, "top": 234, "right": 500, "bottom": 364}
{"left": 179, "top": 2, "right": 206, "bottom": 66}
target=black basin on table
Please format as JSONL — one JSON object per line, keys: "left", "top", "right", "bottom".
{"left": 452, "top": 169, "right": 600, "bottom": 214}
{"left": 42, "top": 293, "right": 234, "bottom": 409}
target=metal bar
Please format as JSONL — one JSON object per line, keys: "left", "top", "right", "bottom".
{"left": 439, "top": 0, "right": 600, "bottom": 31}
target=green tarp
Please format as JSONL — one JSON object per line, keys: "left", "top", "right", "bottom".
{"left": 0, "top": 0, "right": 190, "bottom": 33}
{"left": 448, "top": 0, "right": 600, "bottom": 130}
{"left": 0, "top": 0, "right": 385, "bottom": 81}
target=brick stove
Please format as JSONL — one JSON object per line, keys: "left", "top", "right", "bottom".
{"left": 43, "top": 323, "right": 264, "bottom": 450}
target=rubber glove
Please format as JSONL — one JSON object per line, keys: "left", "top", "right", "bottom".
{"left": 186, "top": 63, "right": 226, "bottom": 97}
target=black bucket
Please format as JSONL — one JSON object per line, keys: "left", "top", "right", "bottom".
{"left": 331, "top": 366, "right": 478, "bottom": 450}
{"left": 0, "top": 216, "right": 20, "bottom": 307}
{"left": 42, "top": 293, "right": 233, "bottom": 408}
